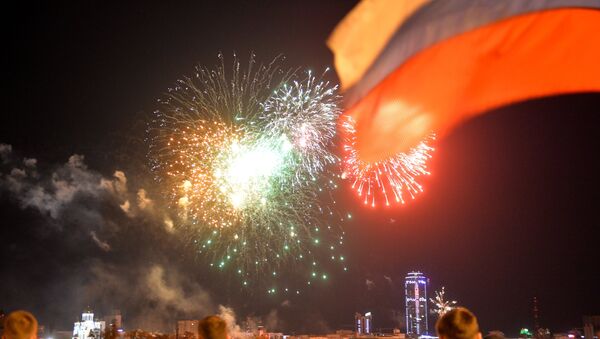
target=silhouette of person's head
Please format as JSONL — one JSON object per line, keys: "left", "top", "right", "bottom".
{"left": 436, "top": 308, "right": 482, "bottom": 339}
{"left": 198, "top": 315, "right": 228, "bottom": 339}
{"left": 484, "top": 331, "right": 506, "bottom": 339}
{"left": 2, "top": 311, "right": 38, "bottom": 339}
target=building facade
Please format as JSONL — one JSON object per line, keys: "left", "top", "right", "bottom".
{"left": 583, "top": 316, "right": 600, "bottom": 339}
{"left": 103, "top": 310, "right": 123, "bottom": 330}
{"left": 405, "top": 271, "right": 429, "bottom": 336}
{"left": 73, "top": 310, "right": 106, "bottom": 339}
{"left": 176, "top": 320, "right": 199, "bottom": 339}
{"left": 355, "top": 312, "right": 373, "bottom": 336}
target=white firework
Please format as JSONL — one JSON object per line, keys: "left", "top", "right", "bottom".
{"left": 430, "top": 286, "right": 457, "bottom": 316}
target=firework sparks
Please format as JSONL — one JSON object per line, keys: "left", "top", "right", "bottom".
{"left": 430, "top": 286, "right": 458, "bottom": 316}
{"left": 147, "top": 55, "right": 348, "bottom": 292}
{"left": 261, "top": 69, "right": 340, "bottom": 183}
{"left": 341, "top": 115, "right": 435, "bottom": 207}
{"left": 214, "top": 134, "right": 293, "bottom": 211}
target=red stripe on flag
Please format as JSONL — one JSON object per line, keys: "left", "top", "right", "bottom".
{"left": 346, "top": 9, "right": 600, "bottom": 162}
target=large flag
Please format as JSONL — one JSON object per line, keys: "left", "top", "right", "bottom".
{"left": 329, "top": 0, "right": 600, "bottom": 206}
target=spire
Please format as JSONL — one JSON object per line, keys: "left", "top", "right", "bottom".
{"left": 532, "top": 297, "right": 540, "bottom": 331}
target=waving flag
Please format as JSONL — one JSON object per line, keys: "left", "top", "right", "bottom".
{"left": 329, "top": 0, "right": 600, "bottom": 207}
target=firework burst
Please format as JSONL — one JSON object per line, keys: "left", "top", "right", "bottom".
{"left": 147, "top": 55, "right": 348, "bottom": 293}
{"left": 341, "top": 115, "right": 435, "bottom": 207}
{"left": 430, "top": 286, "right": 458, "bottom": 317}
{"left": 260, "top": 71, "right": 340, "bottom": 183}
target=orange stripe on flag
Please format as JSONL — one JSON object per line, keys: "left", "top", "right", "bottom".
{"left": 347, "top": 9, "right": 600, "bottom": 162}
{"left": 327, "top": 0, "right": 429, "bottom": 90}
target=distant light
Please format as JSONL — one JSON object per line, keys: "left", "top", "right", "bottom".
{"left": 568, "top": 335, "right": 575, "bottom": 338}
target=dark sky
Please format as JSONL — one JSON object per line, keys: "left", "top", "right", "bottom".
{"left": 2, "top": 1, "right": 599, "bottom": 337}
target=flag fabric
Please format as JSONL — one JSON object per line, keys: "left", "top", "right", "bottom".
{"left": 329, "top": 0, "right": 600, "bottom": 162}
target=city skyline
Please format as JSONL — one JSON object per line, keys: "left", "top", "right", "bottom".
{"left": 11, "top": 273, "right": 587, "bottom": 338}
{"left": 35, "top": 306, "right": 599, "bottom": 339}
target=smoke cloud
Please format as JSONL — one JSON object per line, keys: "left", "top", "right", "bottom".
{"left": 79, "top": 262, "right": 216, "bottom": 332}
{"left": 0, "top": 143, "right": 217, "bottom": 331}
{"left": 0, "top": 145, "right": 161, "bottom": 249}
{"left": 217, "top": 306, "right": 246, "bottom": 339}
{"left": 0, "top": 143, "right": 12, "bottom": 162}
{"left": 0, "top": 143, "right": 318, "bottom": 334}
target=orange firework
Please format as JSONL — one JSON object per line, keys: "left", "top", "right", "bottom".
{"left": 341, "top": 115, "right": 434, "bottom": 207}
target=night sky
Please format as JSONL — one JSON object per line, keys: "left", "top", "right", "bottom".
{"left": 2, "top": 1, "right": 599, "bottom": 337}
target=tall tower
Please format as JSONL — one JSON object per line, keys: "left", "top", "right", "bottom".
{"left": 532, "top": 297, "right": 540, "bottom": 331}
{"left": 365, "top": 312, "right": 373, "bottom": 335}
{"left": 405, "top": 271, "right": 429, "bottom": 336}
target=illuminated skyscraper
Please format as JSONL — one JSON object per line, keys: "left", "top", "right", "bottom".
{"left": 355, "top": 312, "right": 373, "bottom": 336}
{"left": 405, "top": 271, "right": 429, "bottom": 335}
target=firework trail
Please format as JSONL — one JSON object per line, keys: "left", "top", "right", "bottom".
{"left": 147, "top": 55, "right": 348, "bottom": 293}
{"left": 341, "top": 115, "right": 435, "bottom": 207}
